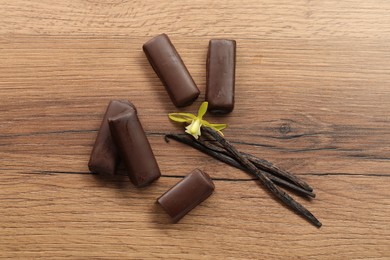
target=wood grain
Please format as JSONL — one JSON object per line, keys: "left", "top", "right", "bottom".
{"left": 1, "top": 0, "right": 389, "bottom": 259}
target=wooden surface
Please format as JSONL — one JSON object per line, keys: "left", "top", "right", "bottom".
{"left": 1, "top": 0, "right": 389, "bottom": 259}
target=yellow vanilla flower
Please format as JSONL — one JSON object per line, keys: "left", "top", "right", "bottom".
{"left": 168, "top": 102, "right": 227, "bottom": 139}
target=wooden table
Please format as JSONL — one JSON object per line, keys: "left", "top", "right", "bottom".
{"left": 1, "top": 1, "right": 389, "bottom": 259}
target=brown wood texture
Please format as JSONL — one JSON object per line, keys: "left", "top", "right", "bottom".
{"left": 0, "top": 0, "right": 389, "bottom": 259}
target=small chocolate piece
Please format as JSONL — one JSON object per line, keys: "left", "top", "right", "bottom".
{"left": 108, "top": 110, "right": 161, "bottom": 187}
{"left": 143, "top": 33, "right": 200, "bottom": 107}
{"left": 206, "top": 39, "right": 236, "bottom": 114}
{"left": 157, "top": 169, "right": 215, "bottom": 223}
{"left": 88, "top": 100, "right": 136, "bottom": 175}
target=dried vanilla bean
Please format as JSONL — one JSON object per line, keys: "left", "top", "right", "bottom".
{"left": 165, "top": 133, "right": 315, "bottom": 197}
{"left": 168, "top": 132, "right": 314, "bottom": 194}
{"left": 201, "top": 127, "right": 321, "bottom": 227}
{"left": 165, "top": 134, "right": 315, "bottom": 198}
{"left": 199, "top": 134, "right": 313, "bottom": 192}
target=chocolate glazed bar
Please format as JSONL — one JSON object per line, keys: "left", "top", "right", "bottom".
{"left": 206, "top": 39, "right": 236, "bottom": 114}
{"left": 88, "top": 100, "right": 136, "bottom": 175}
{"left": 143, "top": 33, "right": 200, "bottom": 107}
{"left": 157, "top": 169, "right": 215, "bottom": 223}
{"left": 108, "top": 110, "right": 161, "bottom": 187}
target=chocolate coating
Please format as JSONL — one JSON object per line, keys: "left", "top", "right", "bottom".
{"left": 88, "top": 100, "right": 136, "bottom": 175}
{"left": 157, "top": 169, "right": 215, "bottom": 223}
{"left": 143, "top": 33, "right": 200, "bottom": 107}
{"left": 206, "top": 39, "right": 236, "bottom": 114}
{"left": 108, "top": 110, "right": 161, "bottom": 187}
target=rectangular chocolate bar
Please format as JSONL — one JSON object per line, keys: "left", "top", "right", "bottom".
{"left": 88, "top": 100, "right": 136, "bottom": 175}
{"left": 206, "top": 39, "right": 236, "bottom": 114}
{"left": 143, "top": 33, "right": 200, "bottom": 107}
{"left": 108, "top": 110, "right": 161, "bottom": 187}
{"left": 157, "top": 169, "right": 215, "bottom": 223}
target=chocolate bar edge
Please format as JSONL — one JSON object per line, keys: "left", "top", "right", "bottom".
{"left": 157, "top": 168, "right": 215, "bottom": 223}
{"left": 143, "top": 33, "right": 200, "bottom": 107}
{"left": 88, "top": 100, "right": 136, "bottom": 175}
{"left": 108, "top": 110, "right": 161, "bottom": 187}
{"left": 206, "top": 39, "right": 236, "bottom": 114}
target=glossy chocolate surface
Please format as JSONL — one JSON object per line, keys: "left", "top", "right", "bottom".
{"left": 143, "top": 33, "right": 200, "bottom": 107}
{"left": 108, "top": 110, "right": 161, "bottom": 187}
{"left": 157, "top": 169, "right": 215, "bottom": 223}
{"left": 88, "top": 100, "right": 136, "bottom": 175}
{"left": 206, "top": 39, "right": 236, "bottom": 114}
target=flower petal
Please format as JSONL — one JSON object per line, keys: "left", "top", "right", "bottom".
{"left": 207, "top": 123, "right": 227, "bottom": 131}
{"left": 185, "top": 120, "right": 202, "bottom": 139}
{"left": 197, "top": 102, "right": 208, "bottom": 119}
{"left": 168, "top": 113, "right": 196, "bottom": 123}
{"left": 202, "top": 120, "right": 227, "bottom": 130}
{"left": 168, "top": 101, "right": 227, "bottom": 139}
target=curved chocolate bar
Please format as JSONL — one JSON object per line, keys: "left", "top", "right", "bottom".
{"left": 157, "top": 169, "right": 215, "bottom": 223}
{"left": 206, "top": 39, "right": 236, "bottom": 114}
{"left": 108, "top": 110, "right": 161, "bottom": 187}
{"left": 143, "top": 33, "right": 200, "bottom": 107}
{"left": 88, "top": 100, "right": 136, "bottom": 175}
